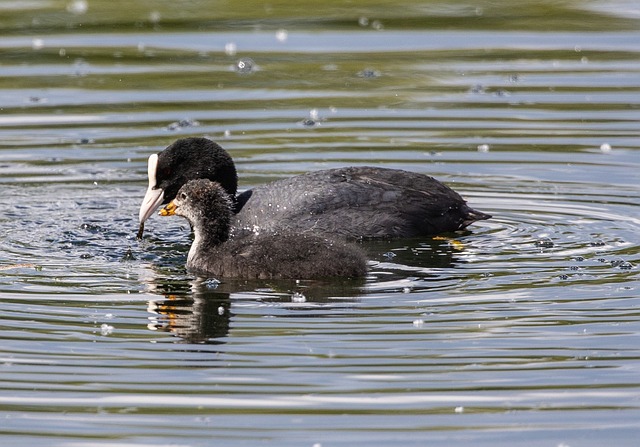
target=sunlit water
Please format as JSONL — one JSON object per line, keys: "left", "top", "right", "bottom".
{"left": 1, "top": 1, "right": 639, "bottom": 446}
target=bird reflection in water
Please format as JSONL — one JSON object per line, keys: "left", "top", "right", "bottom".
{"left": 143, "top": 235, "right": 467, "bottom": 343}
{"left": 146, "top": 278, "right": 232, "bottom": 344}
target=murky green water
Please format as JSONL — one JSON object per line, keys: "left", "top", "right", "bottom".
{"left": 1, "top": 1, "right": 639, "bottom": 446}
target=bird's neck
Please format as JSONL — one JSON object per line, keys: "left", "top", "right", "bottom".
{"left": 188, "top": 214, "right": 230, "bottom": 265}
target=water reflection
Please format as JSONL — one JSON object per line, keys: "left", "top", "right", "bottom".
{"left": 139, "top": 235, "right": 474, "bottom": 343}
{"left": 148, "top": 292, "right": 232, "bottom": 344}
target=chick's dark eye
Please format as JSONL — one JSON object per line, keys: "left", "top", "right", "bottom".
{"left": 179, "top": 192, "right": 187, "bottom": 200}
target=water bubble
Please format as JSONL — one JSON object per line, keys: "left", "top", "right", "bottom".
{"left": 469, "top": 84, "right": 486, "bottom": 94}
{"left": 235, "top": 58, "right": 255, "bottom": 74}
{"left": 217, "top": 306, "right": 225, "bottom": 315}
{"left": 166, "top": 118, "right": 200, "bottom": 131}
{"left": 300, "top": 109, "right": 321, "bottom": 127}
{"left": 454, "top": 406, "right": 465, "bottom": 413}
{"left": 383, "top": 251, "right": 396, "bottom": 260}
{"left": 535, "top": 238, "right": 554, "bottom": 248}
{"left": 403, "top": 287, "right": 412, "bottom": 294}
{"left": 477, "top": 144, "right": 490, "bottom": 153}
{"left": 611, "top": 259, "right": 633, "bottom": 270}
{"left": 357, "top": 68, "right": 381, "bottom": 78}
{"left": 59, "top": 48, "right": 66, "bottom": 57}
{"left": 205, "top": 278, "right": 220, "bottom": 289}
{"left": 412, "top": 319, "right": 424, "bottom": 327}
{"left": 120, "top": 248, "right": 136, "bottom": 262}
{"left": 100, "top": 324, "right": 114, "bottom": 336}
{"left": 371, "top": 20, "right": 384, "bottom": 30}
{"left": 223, "top": 129, "right": 231, "bottom": 138}
{"left": 358, "top": 17, "right": 369, "bottom": 26}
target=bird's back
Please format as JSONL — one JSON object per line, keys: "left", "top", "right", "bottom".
{"left": 232, "top": 166, "right": 489, "bottom": 239}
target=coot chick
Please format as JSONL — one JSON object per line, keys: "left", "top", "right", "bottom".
{"left": 159, "top": 179, "right": 368, "bottom": 279}
{"left": 139, "top": 137, "right": 491, "bottom": 239}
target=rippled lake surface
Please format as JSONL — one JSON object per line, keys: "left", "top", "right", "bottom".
{"left": 1, "top": 1, "right": 639, "bottom": 445}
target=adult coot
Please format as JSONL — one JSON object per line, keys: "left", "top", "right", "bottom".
{"left": 139, "top": 137, "right": 491, "bottom": 239}
{"left": 160, "top": 179, "right": 368, "bottom": 279}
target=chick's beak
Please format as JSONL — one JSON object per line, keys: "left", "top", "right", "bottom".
{"left": 160, "top": 201, "right": 177, "bottom": 216}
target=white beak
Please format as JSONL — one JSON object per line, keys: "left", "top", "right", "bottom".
{"left": 138, "top": 154, "right": 164, "bottom": 223}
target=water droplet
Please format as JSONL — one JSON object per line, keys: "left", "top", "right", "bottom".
{"left": 224, "top": 42, "right": 237, "bottom": 56}
{"left": 292, "top": 292, "right": 306, "bottom": 303}
{"left": 66, "top": 0, "right": 88, "bottom": 14}
{"left": 32, "top": 38, "right": 44, "bottom": 50}
{"left": 477, "top": 144, "right": 490, "bottom": 153}
{"left": 454, "top": 406, "right": 465, "bottom": 413}
{"left": 100, "top": 324, "right": 114, "bottom": 336}
{"left": 371, "top": 20, "right": 383, "bottom": 30}
{"left": 149, "top": 11, "right": 161, "bottom": 24}
{"left": 599, "top": 143, "right": 612, "bottom": 153}
{"left": 412, "top": 319, "right": 424, "bottom": 327}
{"left": 275, "top": 29, "right": 288, "bottom": 42}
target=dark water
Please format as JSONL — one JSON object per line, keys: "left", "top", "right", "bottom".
{"left": 1, "top": 1, "right": 639, "bottom": 446}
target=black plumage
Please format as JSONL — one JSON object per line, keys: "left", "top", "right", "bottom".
{"left": 160, "top": 179, "right": 368, "bottom": 279}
